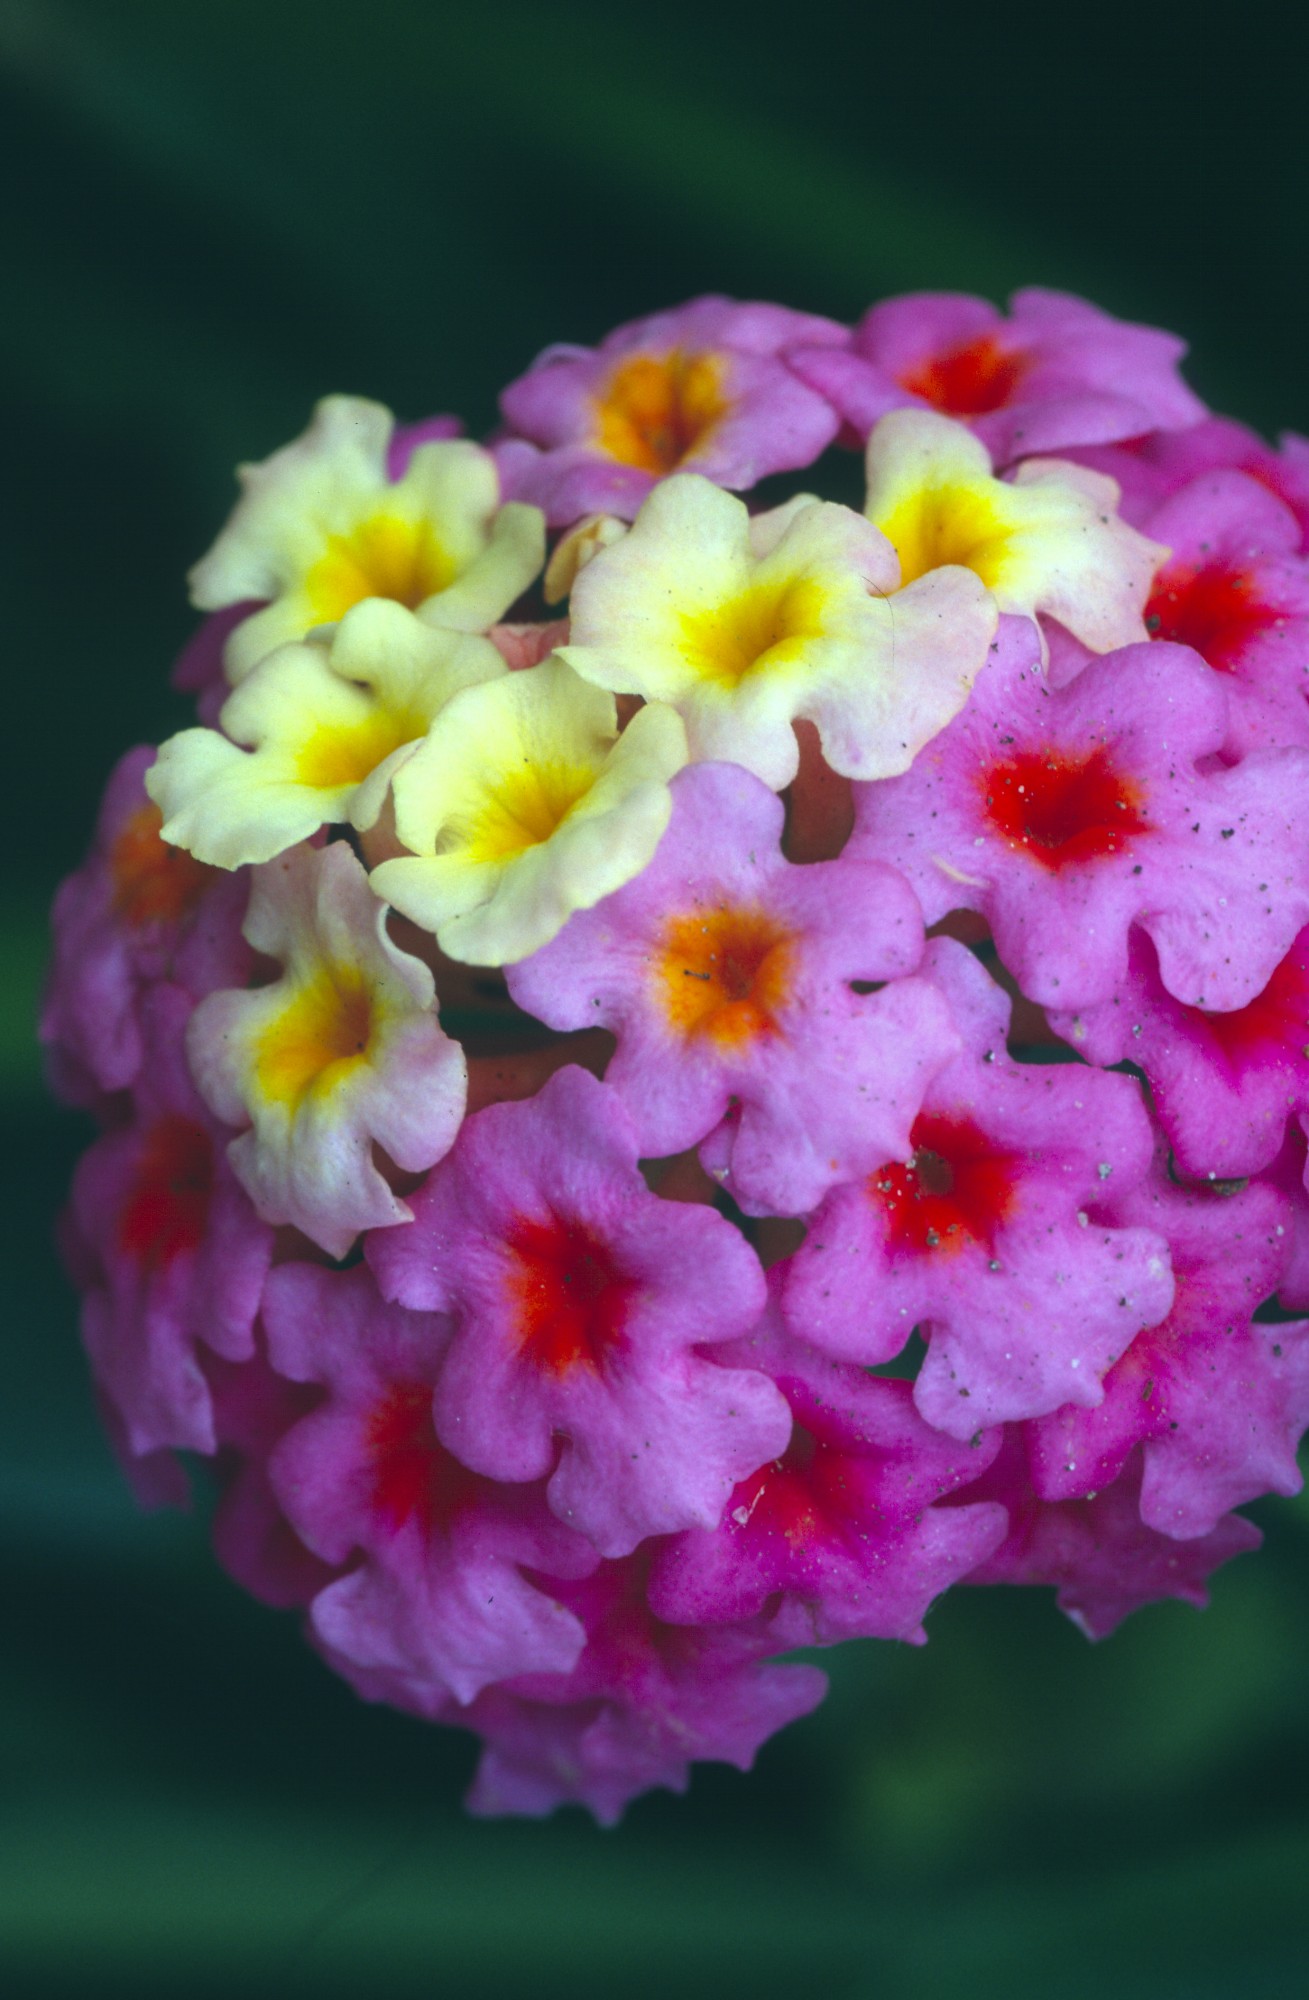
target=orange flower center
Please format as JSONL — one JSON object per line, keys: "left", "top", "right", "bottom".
{"left": 657, "top": 905, "right": 794, "bottom": 1048}
{"left": 593, "top": 348, "right": 727, "bottom": 474}
{"left": 111, "top": 804, "right": 213, "bottom": 927}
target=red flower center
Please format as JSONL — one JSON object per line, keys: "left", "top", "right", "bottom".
{"left": 505, "top": 1215, "right": 635, "bottom": 1375}
{"left": 870, "top": 1111, "right": 1016, "bottom": 1256}
{"left": 731, "top": 1413, "right": 887, "bottom": 1555}
{"left": 366, "top": 1380, "right": 480, "bottom": 1534}
{"left": 899, "top": 334, "right": 1025, "bottom": 417}
{"left": 1145, "top": 559, "right": 1273, "bottom": 672}
{"left": 118, "top": 1115, "right": 213, "bottom": 1268}
{"left": 1182, "top": 931, "right": 1309, "bottom": 1070}
{"left": 982, "top": 746, "right": 1148, "bottom": 871}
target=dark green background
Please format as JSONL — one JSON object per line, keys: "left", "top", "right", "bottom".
{"left": 4, "top": 3, "right": 1309, "bottom": 1992}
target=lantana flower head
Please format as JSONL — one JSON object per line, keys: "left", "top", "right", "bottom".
{"left": 45, "top": 284, "right": 1309, "bottom": 1823}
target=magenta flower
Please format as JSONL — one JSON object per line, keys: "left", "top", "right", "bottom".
{"left": 205, "top": 1345, "right": 338, "bottom": 1611}
{"left": 965, "top": 1432, "right": 1261, "bottom": 1638}
{"left": 508, "top": 761, "right": 960, "bottom": 1216}
{"left": 497, "top": 296, "right": 846, "bottom": 524}
{"left": 263, "top": 1261, "right": 597, "bottom": 1703}
{"left": 647, "top": 1294, "right": 1006, "bottom": 1642}
{"left": 1140, "top": 471, "right": 1309, "bottom": 755}
{"left": 42, "top": 745, "right": 252, "bottom": 1103}
{"left": 851, "top": 618, "right": 1309, "bottom": 1010}
{"left": 786, "top": 286, "right": 1205, "bottom": 465}
{"left": 70, "top": 984, "right": 273, "bottom": 1459}
{"left": 1133, "top": 415, "right": 1309, "bottom": 544}
{"left": 463, "top": 1555, "right": 827, "bottom": 1823}
{"left": 369, "top": 1065, "right": 789, "bottom": 1555}
{"left": 1052, "top": 926, "right": 1309, "bottom": 1182}
{"left": 1030, "top": 1169, "right": 1309, "bottom": 1537}
{"left": 783, "top": 938, "right": 1172, "bottom": 1433}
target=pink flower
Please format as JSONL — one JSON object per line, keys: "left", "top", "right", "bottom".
{"left": 1052, "top": 926, "right": 1309, "bottom": 1181}
{"left": 42, "top": 746, "right": 251, "bottom": 1103}
{"left": 263, "top": 1262, "right": 597, "bottom": 1703}
{"left": 783, "top": 939, "right": 1172, "bottom": 1433}
{"left": 70, "top": 984, "right": 273, "bottom": 1459}
{"left": 647, "top": 1293, "right": 1006, "bottom": 1642}
{"left": 508, "top": 761, "right": 960, "bottom": 1216}
{"left": 1134, "top": 416, "right": 1309, "bottom": 545}
{"left": 1030, "top": 1168, "right": 1309, "bottom": 1537}
{"left": 463, "top": 1554, "right": 827, "bottom": 1823}
{"left": 851, "top": 618, "right": 1309, "bottom": 1011}
{"left": 206, "top": 1344, "right": 337, "bottom": 1611}
{"left": 964, "top": 1432, "right": 1261, "bottom": 1637}
{"left": 786, "top": 287, "right": 1205, "bottom": 465}
{"left": 368, "top": 1065, "right": 789, "bottom": 1555}
{"left": 497, "top": 296, "right": 846, "bottom": 524}
{"left": 1139, "top": 472, "right": 1309, "bottom": 755}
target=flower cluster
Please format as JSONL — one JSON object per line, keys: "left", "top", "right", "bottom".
{"left": 44, "top": 290, "right": 1309, "bottom": 1821}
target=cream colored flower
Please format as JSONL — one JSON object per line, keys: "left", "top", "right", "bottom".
{"left": 187, "top": 842, "right": 465, "bottom": 1258}
{"left": 190, "top": 396, "right": 545, "bottom": 681}
{"left": 863, "top": 407, "right": 1167, "bottom": 654}
{"left": 147, "top": 601, "right": 505, "bottom": 869}
{"left": 373, "top": 655, "right": 687, "bottom": 965}
{"left": 557, "top": 473, "right": 996, "bottom": 787}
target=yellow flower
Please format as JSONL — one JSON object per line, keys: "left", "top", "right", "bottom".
{"left": 187, "top": 843, "right": 466, "bottom": 1258}
{"left": 559, "top": 475, "right": 996, "bottom": 784}
{"left": 190, "top": 396, "right": 545, "bottom": 682}
{"left": 864, "top": 407, "right": 1167, "bottom": 654}
{"left": 373, "top": 656, "right": 687, "bottom": 965}
{"left": 147, "top": 601, "right": 505, "bottom": 869}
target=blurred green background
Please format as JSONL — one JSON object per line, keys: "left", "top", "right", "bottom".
{"left": 4, "top": 1, "right": 1309, "bottom": 1992}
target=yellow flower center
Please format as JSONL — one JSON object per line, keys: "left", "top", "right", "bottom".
{"left": 874, "top": 478, "right": 1014, "bottom": 589}
{"left": 304, "top": 513, "right": 456, "bottom": 625}
{"left": 677, "top": 575, "right": 830, "bottom": 686}
{"left": 593, "top": 349, "right": 727, "bottom": 474}
{"left": 450, "top": 760, "right": 599, "bottom": 864}
{"left": 294, "top": 704, "right": 427, "bottom": 792}
{"left": 255, "top": 964, "right": 375, "bottom": 1109}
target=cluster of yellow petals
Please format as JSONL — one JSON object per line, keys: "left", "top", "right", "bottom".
{"left": 154, "top": 397, "right": 1168, "bottom": 987}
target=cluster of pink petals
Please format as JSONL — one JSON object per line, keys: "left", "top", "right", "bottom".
{"left": 44, "top": 285, "right": 1309, "bottom": 1825}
